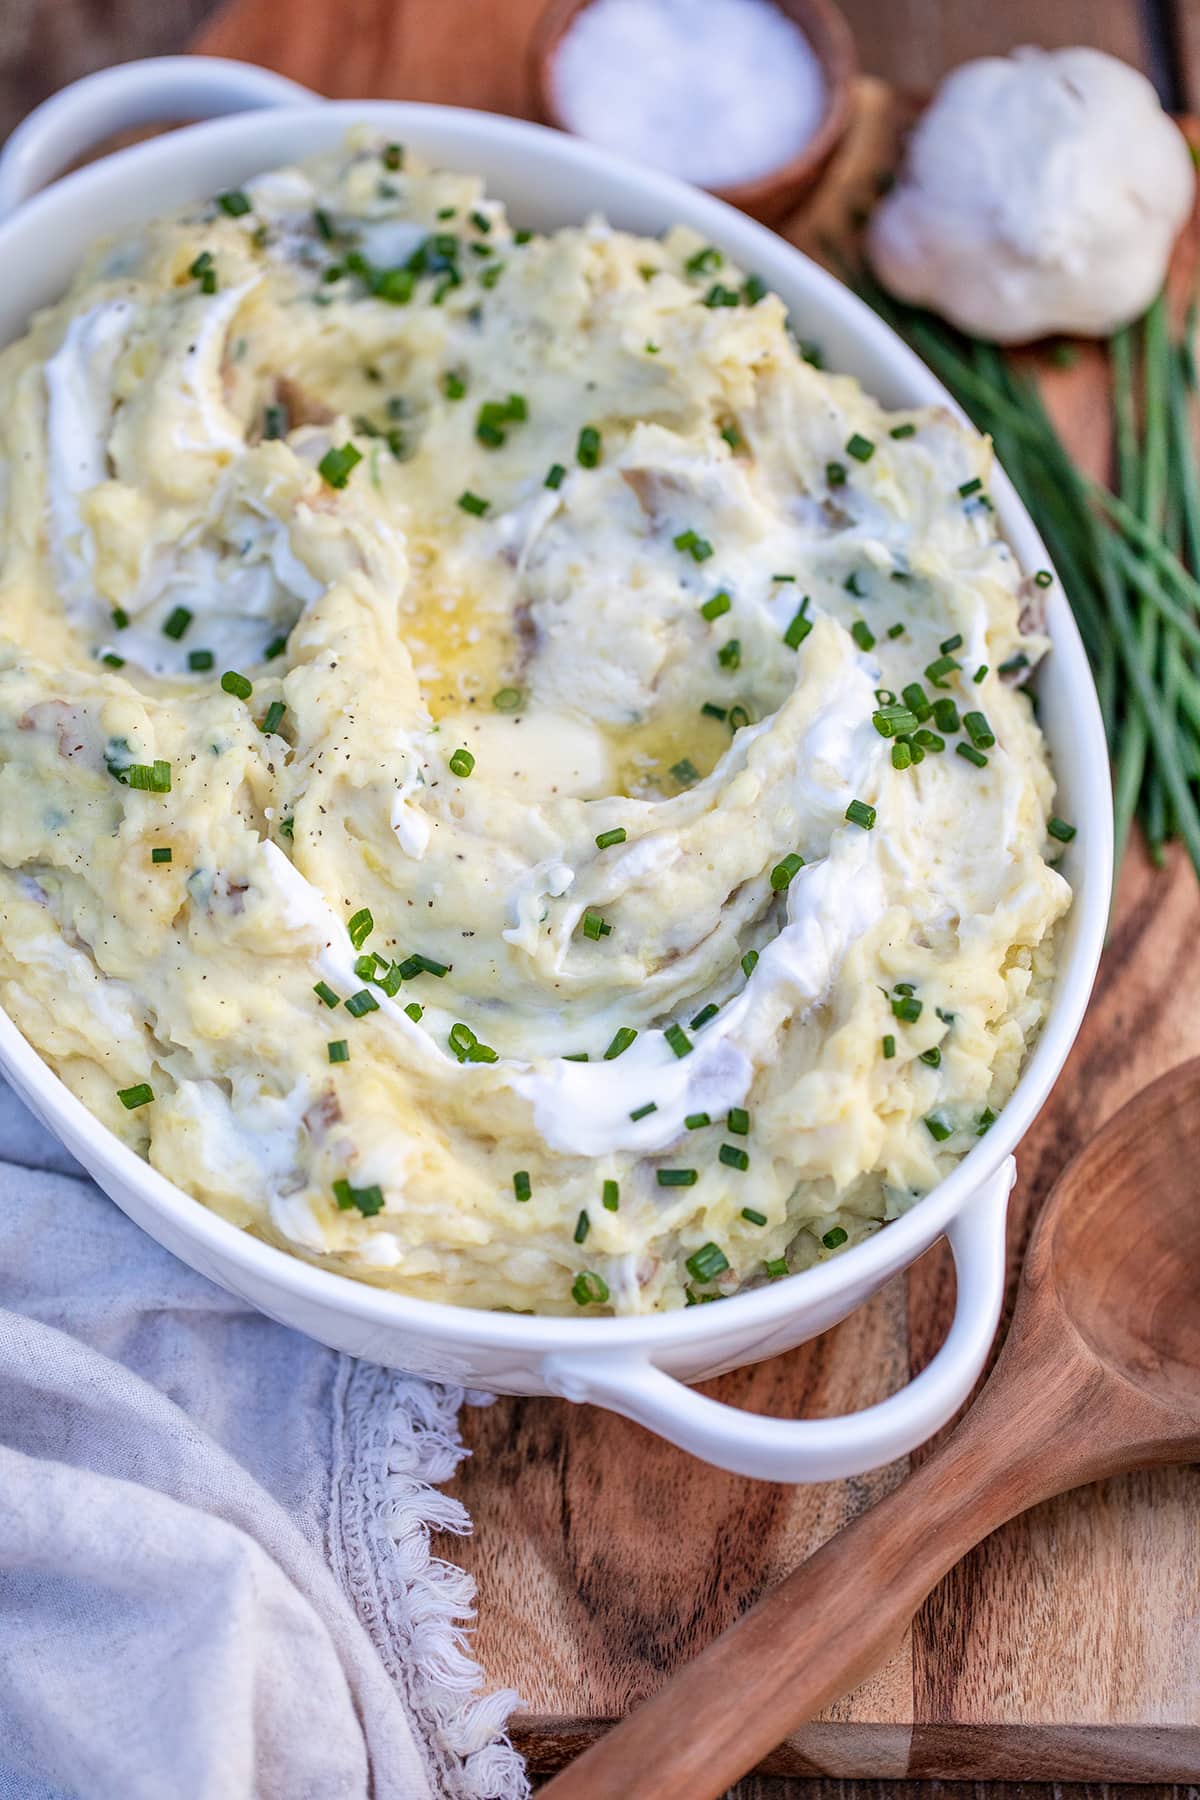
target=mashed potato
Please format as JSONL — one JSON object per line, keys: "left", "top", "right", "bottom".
{"left": 0, "top": 132, "right": 1071, "bottom": 1314}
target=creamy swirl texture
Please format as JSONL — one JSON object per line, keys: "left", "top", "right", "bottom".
{"left": 0, "top": 133, "right": 1071, "bottom": 1313}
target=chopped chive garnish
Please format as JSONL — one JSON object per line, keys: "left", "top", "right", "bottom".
{"left": 892, "top": 741, "right": 912, "bottom": 770}
{"left": 263, "top": 401, "right": 287, "bottom": 440}
{"left": 901, "top": 682, "right": 932, "bottom": 722}
{"left": 685, "top": 1241, "right": 728, "bottom": 1280}
{"left": 914, "top": 728, "right": 945, "bottom": 752}
{"left": 765, "top": 1256, "right": 789, "bottom": 1279}
{"left": 976, "top": 1106, "right": 997, "bottom": 1135}
{"left": 399, "top": 952, "right": 448, "bottom": 979}
{"left": 493, "top": 686, "right": 523, "bottom": 711}
{"left": 685, "top": 245, "right": 723, "bottom": 275}
{"left": 743, "top": 273, "right": 767, "bottom": 303}
{"left": 448, "top": 747, "right": 475, "bottom": 778}
{"left": 925, "top": 1111, "right": 953, "bottom": 1142}
{"left": 741, "top": 949, "right": 759, "bottom": 978}
{"left": 263, "top": 635, "right": 287, "bottom": 660}
{"left": 377, "top": 963, "right": 404, "bottom": 996}
{"left": 404, "top": 1001, "right": 424, "bottom": 1022}
{"left": 690, "top": 1003, "right": 719, "bottom": 1029}
{"left": 963, "top": 710, "right": 995, "bottom": 748}
{"left": 973, "top": 664, "right": 988, "bottom": 683}
{"left": 822, "top": 1226, "right": 848, "bottom": 1249}
{"left": 221, "top": 670, "right": 252, "bottom": 700}
{"left": 122, "top": 761, "right": 172, "bottom": 793}
{"left": 932, "top": 697, "right": 960, "bottom": 733}
{"left": 719, "top": 1144, "right": 749, "bottom": 1170}
{"left": 513, "top": 1170, "right": 531, "bottom": 1201}
{"left": 442, "top": 370, "right": 466, "bottom": 400}
{"left": 700, "top": 590, "right": 732, "bottom": 621}
{"left": 327, "top": 1039, "right": 349, "bottom": 1064}
{"left": 850, "top": 619, "right": 875, "bottom": 650}
{"left": 892, "top": 993, "right": 922, "bottom": 1023}
{"left": 671, "top": 758, "right": 699, "bottom": 787}
{"left": 218, "top": 189, "right": 251, "bottom": 217}
{"left": 544, "top": 462, "right": 567, "bottom": 489}
{"left": 940, "top": 633, "right": 964, "bottom": 655}
{"left": 101, "top": 652, "right": 125, "bottom": 668}
{"left": 112, "top": 607, "right": 129, "bottom": 630}
{"left": 383, "top": 142, "right": 404, "bottom": 170}
{"left": 345, "top": 989, "right": 380, "bottom": 1017}
{"left": 163, "top": 606, "right": 192, "bottom": 640}
{"left": 728, "top": 704, "right": 750, "bottom": 731}
{"left": 595, "top": 827, "right": 627, "bottom": 849}
{"left": 845, "top": 572, "right": 866, "bottom": 598}
{"left": 956, "top": 742, "right": 989, "bottom": 768}
{"left": 348, "top": 908, "right": 374, "bottom": 950}
{"left": 333, "top": 1178, "right": 384, "bottom": 1217}
{"left": 583, "top": 909, "right": 612, "bottom": 940}
{"left": 717, "top": 638, "right": 741, "bottom": 670}
{"left": 741, "top": 1207, "right": 767, "bottom": 1226}
{"left": 958, "top": 477, "right": 983, "bottom": 498}
{"left": 826, "top": 460, "right": 847, "bottom": 487}
{"left": 845, "top": 799, "right": 876, "bottom": 830}
{"left": 925, "top": 655, "right": 960, "bottom": 688}
{"left": 727, "top": 1107, "right": 749, "bottom": 1135}
{"left": 629, "top": 1101, "right": 657, "bottom": 1121}
{"left": 318, "top": 443, "right": 362, "bottom": 489}
{"left": 783, "top": 607, "right": 812, "bottom": 650}
{"left": 577, "top": 425, "right": 601, "bottom": 468}
{"left": 770, "top": 852, "right": 804, "bottom": 891}
{"left": 1034, "top": 569, "right": 1053, "bottom": 588}
{"left": 873, "top": 704, "right": 918, "bottom": 738}
{"left": 572, "top": 1270, "right": 609, "bottom": 1305}
{"left": 882, "top": 1033, "right": 895, "bottom": 1058}
{"left": 703, "top": 282, "right": 740, "bottom": 308}
{"left": 602, "top": 1179, "right": 620, "bottom": 1211}
{"left": 117, "top": 1083, "right": 153, "bottom": 1110}
{"left": 1048, "top": 815, "right": 1077, "bottom": 842}
{"left": 685, "top": 1112, "right": 711, "bottom": 1130}
{"left": 888, "top": 622, "right": 906, "bottom": 638}
{"left": 314, "top": 981, "right": 340, "bottom": 1008}
{"left": 846, "top": 433, "right": 875, "bottom": 463}
{"left": 457, "top": 490, "right": 489, "bottom": 515}
{"left": 659, "top": 1169, "right": 699, "bottom": 1188}
{"left": 150, "top": 846, "right": 172, "bottom": 866}
{"left": 664, "top": 1023, "right": 692, "bottom": 1058}
{"left": 604, "top": 1026, "right": 637, "bottom": 1060}
{"left": 673, "top": 528, "right": 713, "bottom": 562}
{"left": 261, "top": 700, "right": 286, "bottom": 735}
{"left": 573, "top": 1210, "right": 590, "bottom": 1244}
{"left": 919, "top": 1046, "right": 941, "bottom": 1067}
{"left": 890, "top": 422, "right": 916, "bottom": 439}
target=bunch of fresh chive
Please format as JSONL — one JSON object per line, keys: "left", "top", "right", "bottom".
{"left": 857, "top": 275, "right": 1200, "bottom": 883}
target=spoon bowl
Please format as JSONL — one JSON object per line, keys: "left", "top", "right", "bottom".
{"left": 1042, "top": 1058, "right": 1200, "bottom": 1416}
{"left": 542, "top": 1059, "right": 1200, "bottom": 1800}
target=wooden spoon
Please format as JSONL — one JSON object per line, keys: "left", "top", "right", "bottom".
{"left": 541, "top": 1058, "right": 1200, "bottom": 1800}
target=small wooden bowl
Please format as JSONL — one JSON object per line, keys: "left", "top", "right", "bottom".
{"left": 530, "top": 0, "right": 858, "bottom": 226}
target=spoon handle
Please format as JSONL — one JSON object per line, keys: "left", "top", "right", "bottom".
{"left": 539, "top": 1319, "right": 1119, "bottom": 1800}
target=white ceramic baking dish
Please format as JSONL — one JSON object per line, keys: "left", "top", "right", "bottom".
{"left": 0, "top": 57, "right": 1112, "bottom": 1481}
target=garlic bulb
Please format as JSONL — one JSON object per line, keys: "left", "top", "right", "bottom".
{"left": 868, "top": 46, "right": 1195, "bottom": 343}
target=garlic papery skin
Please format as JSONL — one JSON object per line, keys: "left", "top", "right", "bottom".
{"left": 867, "top": 46, "right": 1196, "bottom": 344}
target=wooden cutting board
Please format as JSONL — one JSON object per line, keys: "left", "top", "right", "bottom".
{"left": 190, "top": 4, "right": 1200, "bottom": 1779}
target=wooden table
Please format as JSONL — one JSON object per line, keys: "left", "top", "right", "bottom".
{"left": 4, "top": 3, "right": 1200, "bottom": 1795}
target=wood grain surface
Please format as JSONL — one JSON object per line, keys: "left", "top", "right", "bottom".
{"left": 4, "top": 0, "right": 1200, "bottom": 1794}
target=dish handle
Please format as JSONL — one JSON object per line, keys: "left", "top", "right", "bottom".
{"left": 542, "top": 1157, "right": 1014, "bottom": 1482}
{"left": 0, "top": 56, "right": 314, "bottom": 220}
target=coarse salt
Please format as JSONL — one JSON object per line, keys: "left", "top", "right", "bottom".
{"left": 551, "top": 0, "right": 827, "bottom": 189}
